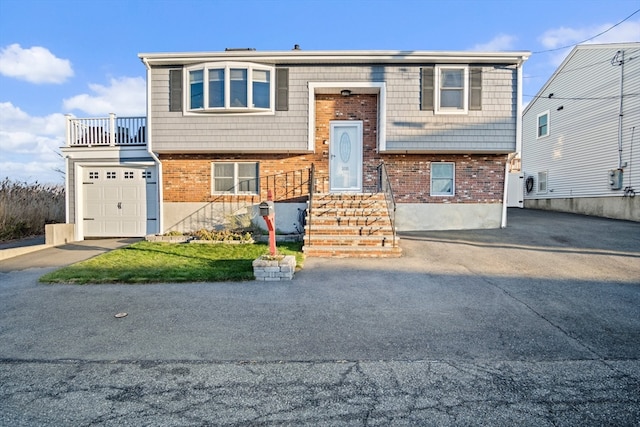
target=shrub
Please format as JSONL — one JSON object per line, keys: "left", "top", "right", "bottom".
{"left": 190, "top": 229, "right": 253, "bottom": 242}
{"left": 0, "top": 179, "right": 65, "bottom": 241}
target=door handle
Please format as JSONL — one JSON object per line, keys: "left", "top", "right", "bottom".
{"left": 117, "top": 202, "right": 122, "bottom": 209}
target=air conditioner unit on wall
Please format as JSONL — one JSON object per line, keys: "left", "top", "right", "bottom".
{"left": 609, "top": 169, "right": 623, "bottom": 190}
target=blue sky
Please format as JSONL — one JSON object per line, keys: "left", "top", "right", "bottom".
{"left": 1, "top": 0, "right": 639, "bottom": 184}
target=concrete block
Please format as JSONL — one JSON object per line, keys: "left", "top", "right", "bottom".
{"left": 45, "top": 223, "right": 76, "bottom": 246}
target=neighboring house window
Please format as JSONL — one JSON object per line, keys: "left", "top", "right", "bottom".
{"left": 537, "top": 111, "right": 549, "bottom": 138}
{"left": 422, "top": 66, "right": 479, "bottom": 113}
{"left": 431, "top": 162, "right": 455, "bottom": 196}
{"left": 185, "top": 62, "right": 274, "bottom": 113}
{"left": 211, "top": 162, "right": 259, "bottom": 194}
{"left": 537, "top": 171, "right": 548, "bottom": 193}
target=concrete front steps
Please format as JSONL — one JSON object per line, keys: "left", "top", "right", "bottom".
{"left": 303, "top": 193, "right": 402, "bottom": 258}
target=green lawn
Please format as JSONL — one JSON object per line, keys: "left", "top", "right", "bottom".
{"left": 39, "top": 241, "right": 304, "bottom": 284}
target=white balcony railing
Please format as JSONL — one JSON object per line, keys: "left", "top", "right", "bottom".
{"left": 65, "top": 113, "right": 146, "bottom": 147}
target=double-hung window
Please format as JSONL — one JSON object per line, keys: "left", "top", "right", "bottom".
{"left": 537, "top": 171, "right": 548, "bottom": 194}
{"left": 422, "top": 65, "right": 478, "bottom": 114}
{"left": 431, "top": 162, "right": 455, "bottom": 196}
{"left": 212, "top": 162, "right": 259, "bottom": 194}
{"left": 187, "top": 62, "right": 274, "bottom": 113}
{"left": 435, "top": 66, "right": 468, "bottom": 114}
{"left": 537, "top": 111, "right": 549, "bottom": 138}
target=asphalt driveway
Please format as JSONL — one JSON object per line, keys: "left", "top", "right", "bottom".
{"left": 1, "top": 208, "right": 638, "bottom": 425}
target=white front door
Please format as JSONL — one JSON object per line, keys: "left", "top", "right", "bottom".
{"left": 329, "top": 121, "right": 363, "bottom": 192}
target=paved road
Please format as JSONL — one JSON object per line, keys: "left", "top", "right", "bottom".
{"left": 1, "top": 209, "right": 639, "bottom": 425}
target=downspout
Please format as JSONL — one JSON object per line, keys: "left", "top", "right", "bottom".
{"left": 617, "top": 49, "right": 625, "bottom": 169}
{"left": 502, "top": 61, "right": 524, "bottom": 228}
{"left": 142, "top": 57, "right": 163, "bottom": 234}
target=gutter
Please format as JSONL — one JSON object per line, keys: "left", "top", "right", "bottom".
{"left": 142, "top": 57, "right": 163, "bottom": 234}
{"left": 139, "top": 50, "right": 531, "bottom": 66}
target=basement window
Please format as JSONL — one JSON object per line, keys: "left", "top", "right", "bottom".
{"left": 431, "top": 162, "right": 455, "bottom": 196}
{"left": 211, "top": 162, "right": 259, "bottom": 194}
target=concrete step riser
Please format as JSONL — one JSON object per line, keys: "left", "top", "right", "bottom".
{"left": 304, "top": 193, "right": 401, "bottom": 258}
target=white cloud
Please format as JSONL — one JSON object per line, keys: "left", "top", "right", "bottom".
{"left": 0, "top": 44, "right": 73, "bottom": 84}
{"left": 0, "top": 102, "right": 65, "bottom": 184}
{"left": 472, "top": 34, "right": 518, "bottom": 51}
{"left": 540, "top": 20, "right": 640, "bottom": 50}
{"left": 63, "top": 77, "right": 146, "bottom": 116}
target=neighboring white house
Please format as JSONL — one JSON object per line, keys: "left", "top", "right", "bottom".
{"left": 522, "top": 43, "right": 640, "bottom": 221}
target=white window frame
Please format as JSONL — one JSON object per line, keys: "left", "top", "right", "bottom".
{"left": 430, "top": 162, "right": 455, "bottom": 196}
{"left": 537, "top": 171, "right": 548, "bottom": 194}
{"left": 537, "top": 111, "right": 549, "bottom": 138}
{"left": 185, "top": 62, "right": 275, "bottom": 115}
{"left": 434, "top": 65, "right": 469, "bottom": 114}
{"left": 211, "top": 162, "right": 259, "bottom": 195}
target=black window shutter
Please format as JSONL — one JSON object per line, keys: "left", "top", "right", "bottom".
{"left": 275, "top": 68, "right": 289, "bottom": 111}
{"left": 169, "top": 68, "right": 183, "bottom": 112}
{"left": 469, "top": 67, "right": 482, "bottom": 110}
{"left": 421, "top": 67, "right": 434, "bottom": 111}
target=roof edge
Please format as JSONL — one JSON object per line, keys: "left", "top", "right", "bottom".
{"left": 138, "top": 49, "right": 531, "bottom": 65}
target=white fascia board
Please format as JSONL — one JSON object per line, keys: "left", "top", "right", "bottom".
{"left": 139, "top": 50, "right": 531, "bottom": 66}
{"left": 61, "top": 146, "right": 152, "bottom": 160}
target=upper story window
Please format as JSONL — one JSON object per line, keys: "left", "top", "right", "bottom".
{"left": 537, "top": 111, "right": 549, "bottom": 138}
{"left": 437, "top": 66, "right": 467, "bottom": 112}
{"left": 422, "top": 65, "right": 481, "bottom": 114}
{"left": 186, "top": 62, "right": 274, "bottom": 114}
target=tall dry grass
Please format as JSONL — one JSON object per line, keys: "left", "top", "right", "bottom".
{"left": 0, "top": 179, "right": 65, "bottom": 241}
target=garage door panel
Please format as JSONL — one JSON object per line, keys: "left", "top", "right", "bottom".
{"left": 82, "top": 166, "right": 157, "bottom": 237}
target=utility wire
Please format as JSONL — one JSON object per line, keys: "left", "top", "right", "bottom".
{"left": 532, "top": 8, "right": 640, "bottom": 54}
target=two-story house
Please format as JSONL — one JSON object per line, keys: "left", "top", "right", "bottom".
{"left": 522, "top": 43, "right": 639, "bottom": 221}
{"left": 62, "top": 47, "right": 530, "bottom": 256}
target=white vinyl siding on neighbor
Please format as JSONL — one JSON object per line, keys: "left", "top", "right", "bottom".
{"left": 522, "top": 43, "right": 640, "bottom": 200}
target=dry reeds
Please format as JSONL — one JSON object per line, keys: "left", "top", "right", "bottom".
{"left": 0, "top": 179, "right": 65, "bottom": 241}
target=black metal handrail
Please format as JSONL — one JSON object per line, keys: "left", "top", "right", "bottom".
{"left": 307, "top": 164, "right": 315, "bottom": 245}
{"left": 261, "top": 168, "right": 311, "bottom": 202}
{"left": 377, "top": 161, "right": 397, "bottom": 247}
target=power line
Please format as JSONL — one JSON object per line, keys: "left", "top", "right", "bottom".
{"left": 523, "top": 93, "right": 639, "bottom": 101}
{"left": 532, "top": 8, "right": 640, "bottom": 54}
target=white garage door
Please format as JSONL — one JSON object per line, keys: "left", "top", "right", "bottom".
{"left": 82, "top": 166, "right": 158, "bottom": 237}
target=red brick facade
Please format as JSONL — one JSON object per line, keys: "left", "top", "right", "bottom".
{"left": 161, "top": 93, "right": 506, "bottom": 204}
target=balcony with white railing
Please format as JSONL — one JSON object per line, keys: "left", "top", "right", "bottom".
{"left": 65, "top": 113, "right": 146, "bottom": 147}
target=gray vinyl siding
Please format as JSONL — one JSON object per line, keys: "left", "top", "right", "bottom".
{"left": 385, "top": 65, "right": 517, "bottom": 152}
{"left": 150, "top": 63, "right": 518, "bottom": 153}
{"left": 522, "top": 43, "right": 640, "bottom": 199}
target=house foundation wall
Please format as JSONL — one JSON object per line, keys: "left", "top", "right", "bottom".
{"left": 396, "top": 203, "right": 503, "bottom": 231}
{"left": 524, "top": 197, "right": 639, "bottom": 222}
{"left": 163, "top": 202, "right": 306, "bottom": 234}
